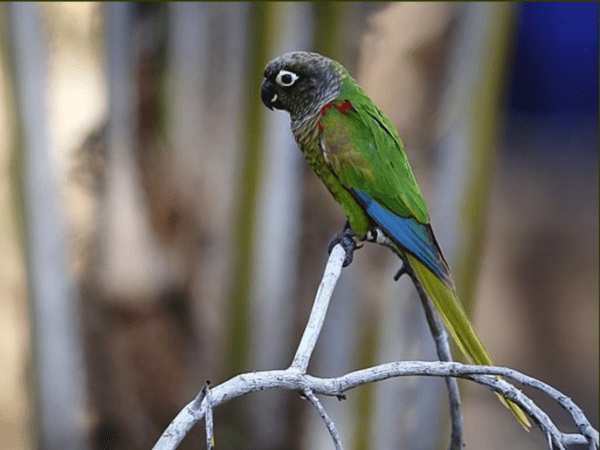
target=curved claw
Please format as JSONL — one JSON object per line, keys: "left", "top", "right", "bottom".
{"left": 328, "top": 222, "right": 358, "bottom": 267}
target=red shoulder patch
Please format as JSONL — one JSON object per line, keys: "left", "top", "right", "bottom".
{"left": 335, "top": 100, "right": 355, "bottom": 114}
{"left": 320, "top": 103, "right": 334, "bottom": 115}
{"left": 319, "top": 100, "right": 355, "bottom": 132}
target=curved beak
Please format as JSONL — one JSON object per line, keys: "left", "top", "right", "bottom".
{"left": 261, "top": 78, "right": 277, "bottom": 110}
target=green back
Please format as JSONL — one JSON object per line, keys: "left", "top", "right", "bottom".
{"left": 319, "top": 72, "right": 531, "bottom": 430}
{"left": 319, "top": 74, "right": 430, "bottom": 225}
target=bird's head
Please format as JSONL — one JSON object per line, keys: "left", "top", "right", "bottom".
{"left": 261, "top": 52, "right": 344, "bottom": 121}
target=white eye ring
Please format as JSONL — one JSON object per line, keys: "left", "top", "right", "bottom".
{"left": 275, "top": 70, "right": 299, "bottom": 87}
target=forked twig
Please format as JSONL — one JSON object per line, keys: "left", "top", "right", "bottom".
{"left": 153, "top": 244, "right": 598, "bottom": 450}
{"left": 303, "top": 388, "right": 343, "bottom": 450}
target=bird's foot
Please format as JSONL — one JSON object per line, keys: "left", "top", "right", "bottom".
{"left": 328, "top": 221, "right": 359, "bottom": 267}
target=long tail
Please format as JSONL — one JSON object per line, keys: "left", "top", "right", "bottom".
{"left": 405, "top": 253, "right": 531, "bottom": 430}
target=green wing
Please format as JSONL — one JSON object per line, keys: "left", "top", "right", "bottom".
{"left": 318, "top": 78, "right": 454, "bottom": 286}
{"left": 318, "top": 77, "right": 531, "bottom": 429}
{"left": 318, "top": 79, "right": 429, "bottom": 225}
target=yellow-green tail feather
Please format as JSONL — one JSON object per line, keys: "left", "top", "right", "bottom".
{"left": 405, "top": 253, "right": 531, "bottom": 430}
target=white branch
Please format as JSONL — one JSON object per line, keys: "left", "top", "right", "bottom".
{"left": 153, "top": 245, "right": 599, "bottom": 450}
{"left": 290, "top": 244, "right": 346, "bottom": 373}
{"left": 203, "top": 384, "right": 214, "bottom": 450}
{"left": 153, "top": 362, "right": 598, "bottom": 450}
{"left": 303, "top": 389, "right": 343, "bottom": 450}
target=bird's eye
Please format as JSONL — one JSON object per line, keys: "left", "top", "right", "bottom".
{"left": 275, "top": 70, "right": 299, "bottom": 87}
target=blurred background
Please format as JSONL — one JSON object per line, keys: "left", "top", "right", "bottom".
{"left": 0, "top": 2, "right": 597, "bottom": 450}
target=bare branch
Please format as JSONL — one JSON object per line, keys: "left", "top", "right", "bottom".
{"left": 153, "top": 245, "right": 598, "bottom": 450}
{"left": 154, "top": 362, "right": 598, "bottom": 450}
{"left": 203, "top": 384, "right": 214, "bottom": 450}
{"left": 303, "top": 389, "right": 344, "bottom": 450}
{"left": 290, "top": 244, "right": 346, "bottom": 373}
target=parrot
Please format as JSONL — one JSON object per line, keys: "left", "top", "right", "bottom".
{"left": 260, "top": 51, "right": 530, "bottom": 429}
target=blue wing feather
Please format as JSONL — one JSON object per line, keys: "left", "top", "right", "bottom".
{"left": 353, "top": 189, "right": 453, "bottom": 286}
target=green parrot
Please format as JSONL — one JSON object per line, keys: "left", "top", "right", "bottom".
{"left": 261, "top": 51, "right": 529, "bottom": 429}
